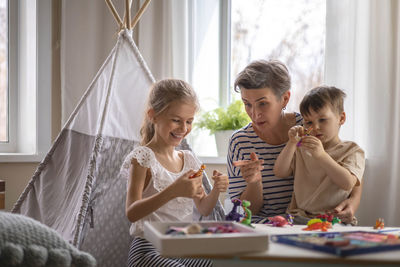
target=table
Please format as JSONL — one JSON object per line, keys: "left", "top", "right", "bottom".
{"left": 210, "top": 224, "right": 400, "bottom": 267}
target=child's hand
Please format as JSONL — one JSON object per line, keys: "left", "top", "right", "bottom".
{"left": 233, "top": 152, "right": 264, "bottom": 184}
{"left": 299, "top": 136, "right": 325, "bottom": 158}
{"left": 211, "top": 170, "right": 229, "bottom": 193}
{"left": 288, "top": 125, "right": 304, "bottom": 144}
{"left": 171, "top": 170, "right": 204, "bottom": 199}
{"left": 327, "top": 198, "right": 355, "bottom": 224}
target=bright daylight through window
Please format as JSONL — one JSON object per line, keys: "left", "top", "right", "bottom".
{"left": 0, "top": 0, "right": 7, "bottom": 143}
{"left": 192, "top": 0, "right": 326, "bottom": 159}
{"left": 231, "top": 0, "right": 326, "bottom": 112}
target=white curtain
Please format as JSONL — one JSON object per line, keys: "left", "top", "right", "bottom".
{"left": 61, "top": 0, "right": 188, "bottom": 125}
{"left": 326, "top": 0, "right": 400, "bottom": 226}
{"left": 137, "top": 0, "right": 189, "bottom": 81}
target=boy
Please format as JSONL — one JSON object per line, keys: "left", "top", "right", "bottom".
{"left": 273, "top": 86, "right": 365, "bottom": 224}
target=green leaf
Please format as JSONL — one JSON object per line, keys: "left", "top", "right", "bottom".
{"left": 195, "top": 100, "right": 251, "bottom": 134}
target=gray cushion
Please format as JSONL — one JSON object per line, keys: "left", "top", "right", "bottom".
{"left": 0, "top": 212, "right": 96, "bottom": 267}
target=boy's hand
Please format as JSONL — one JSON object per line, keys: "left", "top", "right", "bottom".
{"left": 299, "top": 136, "right": 326, "bottom": 158}
{"left": 288, "top": 125, "right": 304, "bottom": 144}
{"left": 233, "top": 152, "right": 264, "bottom": 184}
{"left": 211, "top": 170, "right": 229, "bottom": 193}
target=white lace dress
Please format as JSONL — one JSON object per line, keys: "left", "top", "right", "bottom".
{"left": 120, "top": 146, "right": 203, "bottom": 237}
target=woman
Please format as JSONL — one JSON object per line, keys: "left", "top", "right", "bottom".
{"left": 227, "top": 60, "right": 361, "bottom": 224}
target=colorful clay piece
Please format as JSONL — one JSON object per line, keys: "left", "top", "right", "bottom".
{"left": 225, "top": 198, "right": 243, "bottom": 222}
{"left": 303, "top": 218, "right": 332, "bottom": 232}
{"left": 374, "top": 218, "right": 385, "bottom": 229}
{"left": 240, "top": 200, "right": 253, "bottom": 227}
{"left": 287, "top": 214, "right": 294, "bottom": 225}
{"left": 316, "top": 213, "right": 341, "bottom": 225}
{"left": 296, "top": 127, "right": 313, "bottom": 147}
{"left": 189, "top": 164, "right": 206, "bottom": 178}
{"left": 266, "top": 215, "right": 293, "bottom": 227}
{"left": 165, "top": 223, "right": 240, "bottom": 236}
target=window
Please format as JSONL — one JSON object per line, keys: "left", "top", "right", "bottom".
{"left": 0, "top": 0, "right": 51, "bottom": 162}
{"left": 0, "top": 0, "right": 8, "bottom": 144}
{"left": 231, "top": 0, "right": 326, "bottom": 112}
{"left": 188, "top": 0, "right": 230, "bottom": 162}
{"left": 189, "top": 0, "right": 326, "bottom": 160}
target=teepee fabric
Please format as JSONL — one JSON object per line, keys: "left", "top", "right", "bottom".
{"left": 12, "top": 30, "right": 225, "bottom": 267}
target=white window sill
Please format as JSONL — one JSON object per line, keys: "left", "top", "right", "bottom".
{"left": 0, "top": 153, "right": 46, "bottom": 163}
{"left": 198, "top": 156, "right": 227, "bottom": 165}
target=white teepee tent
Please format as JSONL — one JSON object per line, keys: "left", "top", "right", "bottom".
{"left": 12, "top": 1, "right": 225, "bottom": 266}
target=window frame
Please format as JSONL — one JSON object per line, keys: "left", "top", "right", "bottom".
{"left": 0, "top": 0, "right": 51, "bottom": 162}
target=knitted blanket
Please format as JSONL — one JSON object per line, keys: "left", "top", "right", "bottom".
{"left": 0, "top": 212, "right": 96, "bottom": 267}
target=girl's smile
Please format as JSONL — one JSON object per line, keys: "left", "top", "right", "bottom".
{"left": 151, "top": 101, "right": 197, "bottom": 147}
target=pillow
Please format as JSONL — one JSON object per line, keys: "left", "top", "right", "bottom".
{"left": 0, "top": 212, "right": 96, "bottom": 267}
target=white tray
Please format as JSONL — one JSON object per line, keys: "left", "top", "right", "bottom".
{"left": 144, "top": 221, "right": 269, "bottom": 257}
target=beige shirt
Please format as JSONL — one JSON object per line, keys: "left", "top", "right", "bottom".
{"left": 288, "top": 141, "right": 365, "bottom": 218}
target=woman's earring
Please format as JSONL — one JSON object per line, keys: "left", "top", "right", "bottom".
{"left": 282, "top": 106, "right": 286, "bottom": 110}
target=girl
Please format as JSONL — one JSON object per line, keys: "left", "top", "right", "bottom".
{"left": 121, "top": 79, "right": 228, "bottom": 267}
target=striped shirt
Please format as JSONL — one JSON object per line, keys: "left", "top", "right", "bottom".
{"left": 227, "top": 113, "right": 303, "bottom": 223}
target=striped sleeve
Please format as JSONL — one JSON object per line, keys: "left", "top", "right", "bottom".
{"left": 227, "top": 113, "right": 303, "bottom": 222}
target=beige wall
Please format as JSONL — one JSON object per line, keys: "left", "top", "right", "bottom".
{"left": 0, "top": 0, "right": 62, "bottom": 212}
{"left": 0, "top": 163, "right": 37, "bottom": 211}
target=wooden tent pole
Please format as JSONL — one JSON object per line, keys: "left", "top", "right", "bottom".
{"left": 130, "top": 0, "right": 151, "bottom": 30}
{"left": 124, "top": 0, "right": 132, "bottom": 30}
{"left": 105, "top": 0, "right": 124, "bottom": 29}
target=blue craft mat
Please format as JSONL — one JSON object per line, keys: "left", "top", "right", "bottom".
{"left": 271, "top": 231, "right": 400, "bottom": 257}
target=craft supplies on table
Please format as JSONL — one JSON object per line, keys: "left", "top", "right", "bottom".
{"left": 144, "top": 221, "right": 269, "bottom": 257}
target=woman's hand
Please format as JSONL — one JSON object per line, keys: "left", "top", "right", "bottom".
{"left": 233, "top": 152, "right": 264, "bottom": 184}
{"left": 328, "top": 198, "right": 356, "bottom": 224}
{"left": 211, "top": 170, "right": 229, "bottom": 193}
{"left": 170, "top": 170, "right": 204, "bottom": 199}
{"left": 328, "top": 183, "right": 362, "bottom": 224}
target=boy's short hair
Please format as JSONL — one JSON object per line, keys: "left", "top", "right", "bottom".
{"left": 300, "top": 86, "right": 346, "bottom": 116}
{"left": 234, "top": 60, "right": 291, "bottom": 97}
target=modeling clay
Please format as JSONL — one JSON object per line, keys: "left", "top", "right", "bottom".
{"left": 225, "top": 199, "right": 243, "bottom": 222}
{"left": 316, "top": 213, "right": 341, "bottom": 225}
{"left": 240, "top": 200, "right": 253, "bottom": 227}
{"left": 296, "top": 127, "right": 313, "bottom": 147}
{"left": 374, "top": 218, "right": 385, "bottom": 229}
{"left": 165, "top": 223, "right": 241, "bottom": 236}
{"left": 303, "top": 218, "right": 332, "bottom": 232}
{"left": 266, "top": 215, "right": 293, "bottom": 227}
{"left": 189, "top": 164, "right": 206, "bottom": 178}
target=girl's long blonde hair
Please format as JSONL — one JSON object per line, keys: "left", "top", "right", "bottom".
{"left": 140, "top": 79, "right": 199, "bottom": 145}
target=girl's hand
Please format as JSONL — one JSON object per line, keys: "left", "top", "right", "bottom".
{"left": 211, "top": 170, "right": 229, "bottom": 193}
{"left": 288, "top": 125, "right": 304, "bottom": 144}
{"left": 299, "top": 136, "right": 326, "bottom": 158}
{"left": 233, "top": 152, "right": 264, "bottom": 184}
{"left": 170, "top": 170, "right": 204, "bottom": 199}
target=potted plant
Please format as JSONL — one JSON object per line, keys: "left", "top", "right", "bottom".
{"left": 196, "top": 100, "right": 251, "bottom": 156}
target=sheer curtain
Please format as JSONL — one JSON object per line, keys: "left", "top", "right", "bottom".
{"left": 326, "top": 0, "right": 400, "bottom": 226}
{"left": 61, "top": 0, "right": 188, "bottom": 124}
